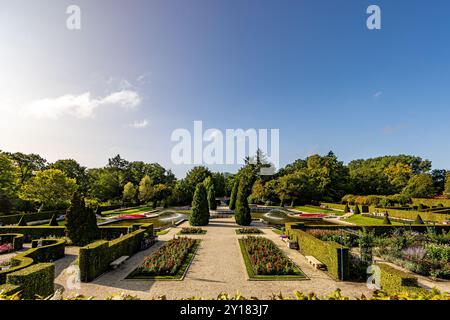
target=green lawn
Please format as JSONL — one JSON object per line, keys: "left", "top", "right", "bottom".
{"left": 294, "top": 205, "right": 344, "bottom": 216}
{"left": 344, "top": 214, "right": 404, "bottom": 226}
{"left": 102, "top": 206, "right": 155, "bottom": 216}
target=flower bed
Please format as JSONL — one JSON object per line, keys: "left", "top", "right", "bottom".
{"left": 236, "top": 228, "right": 262, "bottom": 235}
{"left": 239, "top": 236, "right": 305, "bottom": 279}
{"left": 0, "top": 244, "right": 13, "bottom": 255}
{"left": 127, "top": 237, "right": 200, "bottom": 280}
{"left": 178, "top": 227, "right": 206, "bottom": 235}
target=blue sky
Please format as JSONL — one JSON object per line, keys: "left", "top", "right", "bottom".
{"left": 1, "top": 0, "right": 450, "bottom": 178}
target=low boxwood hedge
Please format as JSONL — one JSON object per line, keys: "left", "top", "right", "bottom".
{"left": 1, "top": 263, "right": 55, "bottom": 299}
{"left": 0, "top": 226, "right": 65, "bottom": 241}
{"left": 0, "top": 210, "right": 64, "bottom": 226}
{"left": 79, "top": 224, "right": 153, "bottom": 282}
{"left": 377, "top": 263, "right": 422, "bottom": 294}
{"left": 287, "top": 227, "right": 349, "bottom": 280}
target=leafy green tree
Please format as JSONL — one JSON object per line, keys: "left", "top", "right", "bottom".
{"left": 87, "top": 168, "right": 123, "bottom": 202}
{"left": 65, "top": 191, "right": 100, "bottom": 245}
{"left": 402, "top": 174, "right": 434, "bottom": 198}
{"left": 123, "top": 182, "right": 137, "bottom": 204}
{"left": 48, "top": 214, "right": 59, "bottom": 226}
{"left": 431, "top": 169, "right": 447, "bottom": 195}
{"left": 229, "top": 180, "right": 238, "bottom": 210}
{"left": 414, "top": 214, "right": 424, "bottom": 225}
{"left": 48, "top": 159, "right": 88, "bottom": 193}
{"left": 7, "top": 152, "right": 47, "bottom": 185}
{"left": 139, "top": 175, "right": 153, "bottom": 203}
{"left": 190, "top": 183, "right": 209, "bottom": 226}
{"left": 185, "top": 166, "right": 212, "bottom": 196}
{"left": 0, "top": 154, "right": 18, "bottom": 214}
{"left": 443, "top": 172, "right": 450, "bottom": 199}
{"left": 19, "top": 169, "right": 77, "bottom": 210}
{"left": 207, "top": 184, "right": 217, "bottom": 210}
{"left": 235, "top": 179, "right": 252, "bottom": 226}
{"left": 149, "top": 184, "right": 172, "bottom": 208}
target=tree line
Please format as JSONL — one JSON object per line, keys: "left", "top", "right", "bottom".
{"left": 1, "top": 149, "right": 449, "bottom": 216}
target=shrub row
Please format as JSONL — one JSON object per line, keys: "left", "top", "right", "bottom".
{"left": 79, "top": 224, "right": 153, "bottom": 282}
{"left": 286, "top": 225, "right": 349, "bottom": 280}
{"left": 0, "top": 263, "right": 55, "bottom": 299}
{"left": 322, "top": 202, "right": 450, "bottom": 222}
{"left": 376, "top": 263, "right": 422, "bottom": 294}
{"left": 0, "top": 233, "right": 24, "bottom": 251}
{"left": 0, "top": 238, "right": 65, "bottom": 284}
{"left": 0, "top": 226, "right": 65, "bottom": 241}
{"left": 0, "top": 210, "right": 64, "bottom": 226}
{"left": 412, "top": 198, "right": 450, "bottom": 207}
{"left": 288, "top": 222, "right": 450, "bottom": 236}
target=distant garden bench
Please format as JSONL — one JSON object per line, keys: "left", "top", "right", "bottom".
{"left": 305, "top": 256, "right": 326, "bottom": 270}
{"left": 110, "top": 256, "right": 129, "bottom": 269}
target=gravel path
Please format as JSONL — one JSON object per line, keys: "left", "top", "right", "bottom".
{"left": 55, "top": 217, "right": 373, "bottom": 299}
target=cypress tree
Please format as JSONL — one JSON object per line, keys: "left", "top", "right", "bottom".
{"left": 207, "top": 185, "right": 217, "bottom": 210}
{"left": 344, "top": 204, "right": 350, "bottom": 213}
{"left": 229, "top": 180, "right": 238, "bottom": 210}
{"left": 66, "top": 191, "right": 100, "bottom": 246}
{"left": 235, "top": 179, "right": 252, "bottom": 226}
{"left": 190, "top": 183, "right": 210, "bottom": 226}
{"left": 17, "top": 214, "right": 27, "bottom": 226}
{"left": 354, "top": 205, "right": 361, "bottom": 215}
{"left": 382, "top": 215, "right": 392, "bottom": 225}
{"left": 414, "top": 214, "right": 425, "bottom": 225}
{"left": 48, "top": 214, "right": 59, "bottom": 226}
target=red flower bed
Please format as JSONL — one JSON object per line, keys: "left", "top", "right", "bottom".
{"left": 0, "top": 243, "right": 13, "bottom": 254}
{"left": 136, "top": 237, "right": 196, "bottom": 276}
{"left": 119, "top": 214, "right": 146, "bottom": 220}
{"left": 241, "top": 237, "right": 298, "bottom": 275}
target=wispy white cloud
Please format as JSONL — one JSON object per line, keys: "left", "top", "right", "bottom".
{"left": 128, "top": 119, "right": 149, "bottom": 129}
{"left": 373, "top": 91, "right": 383, "bottom": 98}
{"left": 21, "top": 90, "right": 142, "bottom": 119}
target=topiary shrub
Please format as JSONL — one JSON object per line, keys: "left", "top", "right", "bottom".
{"left": 229, "top": 181, "right": 238, "bottom": 211}
{"left": 48, "top": 214, "right": 58, "bottom": 226}
{"left": 17, "top": 215, "right": 27, "bottom": 226}
{"left": 382, "top": 215, "right": 392, "bottom": 225}
{"left": 235, "top": 179, "right": 252, "bottom": 226}
{"left": 207, "top": 184, "right": 217, "bottom": 211}
{"left": 354, "top": 205, "right": 361, "bottom": 215}
{"left": 344, "top": 204, "right": 350, "bottom": 213}
{"left": 190, "top": 183, "right": 210, "bottom": 226}
{"left": 361, "top": 205, "right": 369, "bottom": 213}
{"left": 65, "top": 191, "right": 100, "bottom": 246}
{"left": 414, "top": 214, "right": 425, "bottom": 225}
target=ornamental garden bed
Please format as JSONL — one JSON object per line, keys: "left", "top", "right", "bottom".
{"left": 127, "top": 237, "right": 200, "bottom": 280}
{"left": 239, "top": 236, "right": 305, "bottom": 280}
{"left": 236, "top": 228, "right": 262, "bottom": 235}
{"left": 178, "top": 227, "right": 207, "bottom": 235}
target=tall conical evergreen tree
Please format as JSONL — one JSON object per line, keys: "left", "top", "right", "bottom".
{"left": 17, "top": 214, "right": 27, "bottom": 226}
{"left": 414, "top": 214, "right": 424, "bottom": 225}
{"left": 354, "top": 205, "right": 361, "bottom": 215}
{"left": 207, "top": 184, "right": 217, "bottom": 210}
{"left": 235, "top": 179, "right": 252, "bottom": 226}
{"left": 344, "top": 204, "right": 350, "bottom": 213}
{"left": 65, "top": 191, "right": 100, "bottom": 246}
{"left": 382, "top": 215, "right": 392, "bottom": 225}
{"left": 229, "top": 180, "right": 238, "bottom": 210}
{"left": 48, "top": 214, "right": 58, "bottom": 226}
{"left": 190, "top": 183, "right": 210, "bottom": 226}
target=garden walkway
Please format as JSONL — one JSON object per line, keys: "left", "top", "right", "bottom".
{"left": 54, "top": 217, "right": 373, "bottom": 299}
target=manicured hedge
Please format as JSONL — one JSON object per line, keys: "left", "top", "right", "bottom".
{"left": 2, "top": 263, "right": 55, "bottom": 299}
{"left": 79, "top": 224, "right": 153, "bottom": 282}
{"left": 287, "top": 227, "right": 349, "bottom": 280}
{"left": 0, "top": 238, "right": 65, "bottom": 284}
{"left": 377, "top": 263, "right": 421, "bottom": 294}
{"left": 0, "top": 233, "right": 24, "bottom": 251}
{"left": 412, "top": 198, "right": 450, "bottom": 207}
{"left": 322, "top": 202, "right": 450, "bottom": 222}
{"left": 0, "top": 210, "right": 64, "bottom": 226}
{"left": 0, "top": 226, "right": 65, "bottom": 241}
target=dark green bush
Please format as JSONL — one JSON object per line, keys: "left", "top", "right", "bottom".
{"left": 190, "top": 183, "right": 209, "bottom": 226}
{"left": 48, "top": 214, "right": 58, "bottom": 226}
{"left": 414, "top": 214, "right": 425, "bottom": 225}
{"left": 354, "top": 205, "right": 361, "bottom": 215}
{"left": 4, "top": 263, "right": 55, "bottom": 299}
{"left": 235, "top": 179, "right": 252, "bottom": 226}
